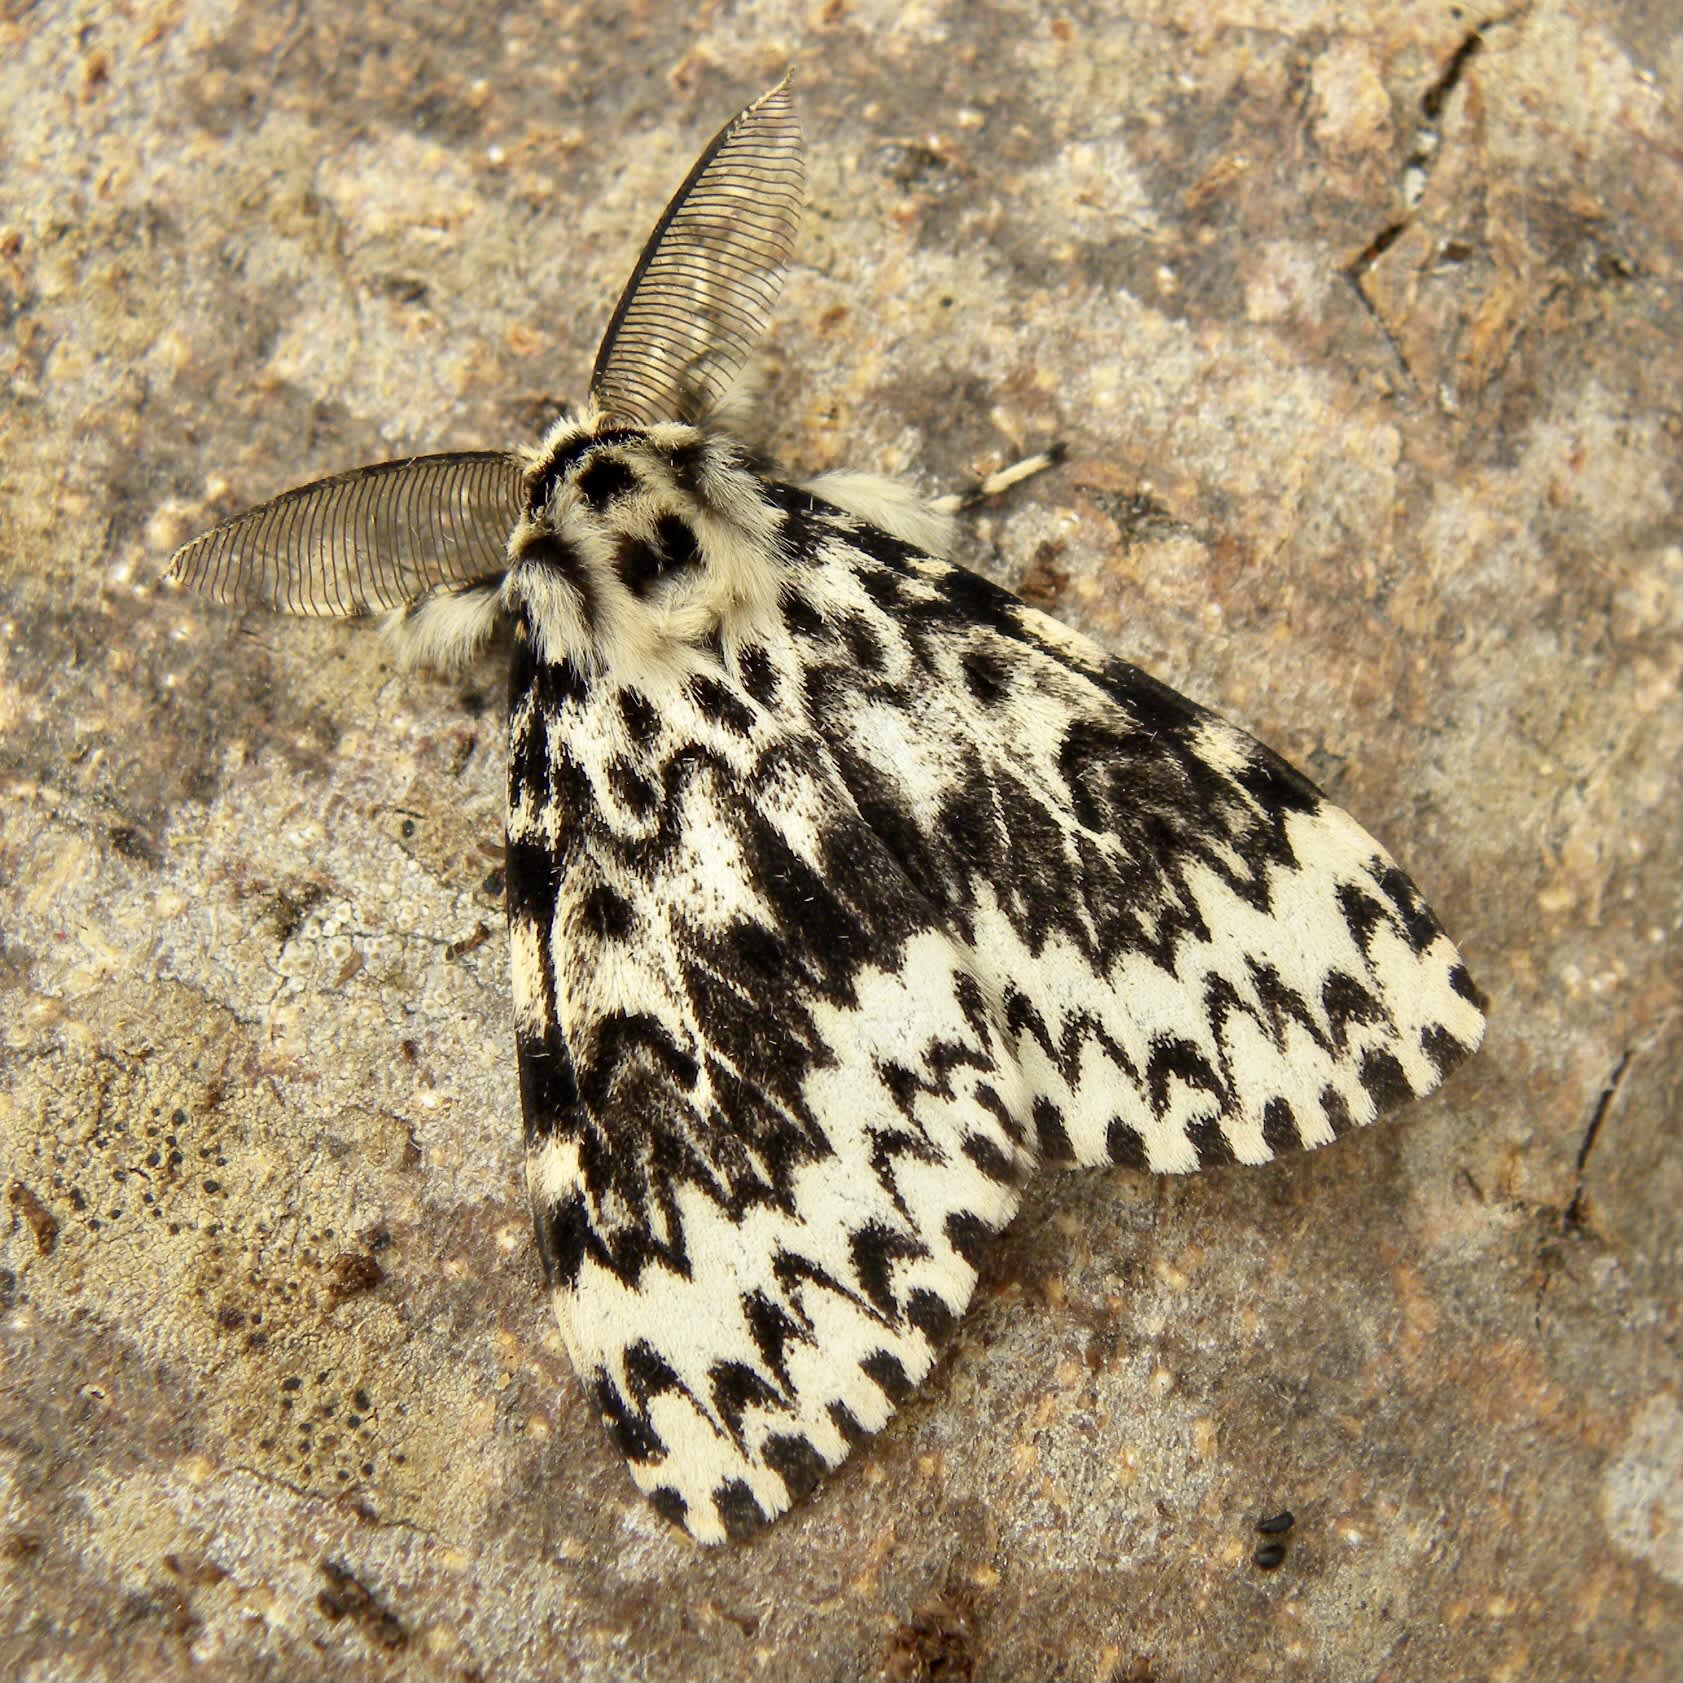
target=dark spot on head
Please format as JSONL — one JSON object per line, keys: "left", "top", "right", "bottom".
{"left": 666, "top": 436, "right": 711, "bottom": 498}
{"left": 616, "top": 516, "right": 704, "bottom": 599}
{"left": 516, "top": 530, "right": 584, "bottom": 576}
{"left": 655, "top": 513, "right": 701, "bottom": 571}
{"left": 614, "top": 536, "right": 666, "bottom": 597}
{"left": 526, "top": 433, "right": 596, "bottom": 512}
{"left": 515, "top": 531, "right": 594, "bottom": 628}
{"left": 577, "top": 454, "right": 636, "bottom": 508}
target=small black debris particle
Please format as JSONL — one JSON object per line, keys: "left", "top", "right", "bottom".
{"left": 108, "top": 824, "right": 160, "bottom": 865}
{"left": 317, "top": 1559, "right": 406, "bottom": 1650}
{"left": 8, "top": 1182, "right": 59, "bottom": 1255}
{"left": 327, "top": 1252, "right": 384, "bottom": 1306}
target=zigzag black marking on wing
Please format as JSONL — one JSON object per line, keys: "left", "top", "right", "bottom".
{"left": 769, "top": 487, "right": 1335, "bottom": 973}
{"left": 767, "top": 481, "right": 1482, "bottom": 1168}
{"left": 504, "top": 446, "right": 1479, "bottom": 1544}
{"left": 511, "top": 587, "right": 1018, "bottom": 1298}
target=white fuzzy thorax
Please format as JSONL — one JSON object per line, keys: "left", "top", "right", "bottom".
{"left": 507, "top": 418, "right": 794, "bottom": 678}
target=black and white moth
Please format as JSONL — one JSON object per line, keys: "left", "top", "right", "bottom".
{"left": 167, "top": 82, "right": 1485, "bottom": 1544}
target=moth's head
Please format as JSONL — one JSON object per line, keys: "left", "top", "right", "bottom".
{"left": 504, "top": 408, "right": 785, "bottom": 674}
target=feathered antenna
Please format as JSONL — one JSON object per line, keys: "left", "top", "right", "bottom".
{"left": 590, "top": 78, "right": 804, "bottom": 426}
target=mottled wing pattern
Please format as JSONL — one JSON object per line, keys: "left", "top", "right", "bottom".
{"left": 504, "top": 631, "right": 1033, "bottom": 1543}
{"left": 765, "top": 484, "right": 1486, "bottom": 1173}
{"left": 503, "top": 469, "right": 1484, "bottom": 1542}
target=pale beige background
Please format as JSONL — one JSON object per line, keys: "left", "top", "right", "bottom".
{"left": 2, "top": 1, "right": 1678, "bottom": 1678}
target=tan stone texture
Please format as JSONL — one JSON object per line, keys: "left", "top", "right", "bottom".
{"left": 2, "top": 1, "right": 1678, "bottom": 1678}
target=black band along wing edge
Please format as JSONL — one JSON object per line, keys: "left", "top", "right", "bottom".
{"left": 590, "top": 79, "right": 805, "bottom": 426}
{"left": 166, "top": 452, "right": 525, "bottom": 618}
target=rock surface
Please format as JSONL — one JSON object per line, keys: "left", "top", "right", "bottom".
{"left": 2, "top": 2, "right": 1678, "bottom": 1678}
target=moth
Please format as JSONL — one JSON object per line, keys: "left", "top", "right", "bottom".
{"left": 167, "top": 82, "right": 1485, "bottom": 1543}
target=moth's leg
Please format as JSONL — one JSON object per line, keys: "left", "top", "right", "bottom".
{"left": 928, "top": 442, "right": 1067, "bottom": 514}
{"left": 797, "top": 444, "right": 1065, "bottom": 560}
